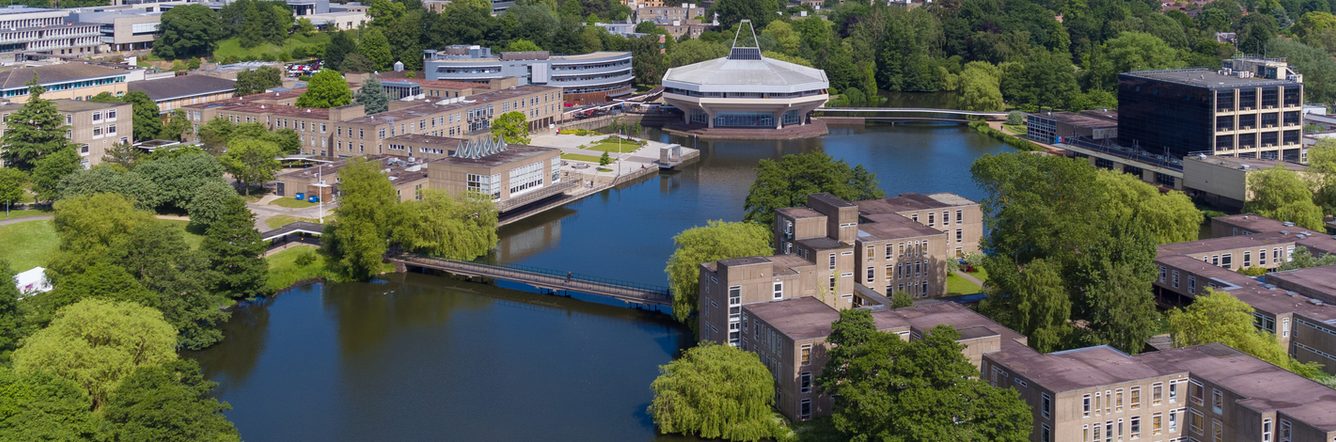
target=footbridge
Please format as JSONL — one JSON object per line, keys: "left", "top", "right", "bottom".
{"left": 814, "top": 107, "right": 1008, "bottom": 122}
{"left": 389, "top": 254, "right": 673, "bottom": 307}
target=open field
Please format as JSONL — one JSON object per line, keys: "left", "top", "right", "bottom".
{"left": 0, "top": 220, "right": 57, "bottom": 270}
{"left": 212, "top": 34, "right": 329, "bottom": 62}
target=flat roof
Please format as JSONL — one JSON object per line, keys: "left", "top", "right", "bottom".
{"left": 988, "top": 345, "right": 1177, "bottom": 392}
{"left": 857, "top": 192, "right": 976, "bottom": 213}
{"left": 1121, "top": 69, "right": 1300, "bottom": 89}
{"left": 883, "top": 301, "right": 1027, "bottom": 349}
{"left": 340, "top": 85, "right": 557, "bottom": 125}
{"left": 1156, "top": 231, "right": 1296, "bottom": 257}
{"left": 796, "top": 237, "right": 846, "bottom": 251}
{"left": 1185, "top": 155, "right": 1309, "bottom": 173}
{"left": 434, "top": 143, "right": 558, "bottom": 168}
{"left": 776, "top": 207, "right": 822, "bottom": 219}
{"left": 1267, "top": 265, "right": 1336, "bottom": 300}
{"left": 858, "top": 213, "right": 942, "bottom": 240}
{"left": 0, "top": 98, "right": 126, "bottom": 113}
{"left": 275, "top": 155, "right": 427, "bottom": 183}
{"left": 128, "top": 75, "right": 235, "bottom": 102}
{"left": 1029, "top": 110, "right": 1119, "bottom": 128}
{"left": 0, "top": 63, "right": 129, "bottom": 91}
{"left": 743, "top": 297, "right": 840, "bottom": 341}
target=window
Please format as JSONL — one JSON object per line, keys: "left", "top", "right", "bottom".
{"left": 956, "top": 229, "right": 962, "bottom": 243}
{"left": 1152, "top": 383, "right": 1163, "bottom": 406}
{"left": 1189, "top": 381, "right": 1203, "bottom": 405}
{"left": 1211, "top": 388, "right": 1223, "bottom": 414}
{"left": 828, "top": 276, "right": 836, "bottom": 291}
{"left": 1189, "top": 410, "right": 1203, "bottom": 434}
{"left": 1169, "top": 408, "right": 1179, "bottom": 433}
{"left": 1153, "top": 412, "right": 1163, "bottom": 434}
{"left": 1213, "top": 419, "right": 1222, "bottom": 442}
{"left": 1083, "top": 394, "right": 1091, "bottom": 417}
{"left": 1084, "top": 425, "right": 1090, "bottom": 442}
{"left": 1244, "top": 251, "right": 1252, "bottom": 267}
{"left": 1130, "top": 416, "right": 1141, "bottom": 439}
{"left": 943, "top": 210, "right": 951, "bottom": 225}
{"left": 956, "top": 209, "right": 963, "bottom": 223}
{"left": 1041, "top": 424, "right": 1051, "bottom": 442}
{"left": 1260, "top": 248, "right": 1268, "bottom": 265}
{"left": 773, "top": 281, "right": 783, "bottom": 300}
{"left": 1095, "top": 392, "right": 1102, "bottom": 415}
{"left": 1263, "top": 418, "right": 1273, "bottom": 442}
{"left": 1169, "top": 380, "right": 1179, "bottom": 403}
{"left": 799, "top": 398, "right": 811, "bottom": 420}
{"left": 800, "top": 344, "right": 811, "bottom": 365}
{"left": 866, "top": 267, "right": 874, "bottom": 283}
{"left": 1115, "top": 388, "right": 1124, "bottom": 412}
{"left": 1172, "top": 270, "right": 1180, "bottom": 288}
{"left": 928, "top": 212, "right": 935, "bottom": 226}
{"left": 1160, "top": 266, "right": 1166, "bottom": 282}
{"left": 1042, "top": 393, "right": 1052, "bottom": 419}
{"left": 1130, "top": 387, "right": 1141, "bottom": 409}
{"left": 800, "top": 372, "right": 812, "bottom": 393}
{"left": 828, "top": 254, "right": 836, "bottom": 269}
{"left": 1280, "top": 419, "right": 1292, "bottom": 442}
{"left": 1222, "top": 253, "right": 1233, "bottom": 268}
{"left": 1282, "top": 317, "right": 1290, "bottom": 338}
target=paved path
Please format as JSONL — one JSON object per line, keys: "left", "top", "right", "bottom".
{"left": 247, "top": 196, "right": 332, "bottom": 231}
{"left": 0, "top": 214, "right": 52, "bottom": 226}
{"left": 952, "top": 270, "right": 985, "bottom": 288}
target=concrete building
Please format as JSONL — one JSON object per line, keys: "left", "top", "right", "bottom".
{"left": 423, "top": 46, "right": 633, "bottom": 104}
{"left": 70, "top": 9, "right": 160, "bottom": 52}
{"left": 183, "top": 91, "right": 365, "bottom": 157}
{"left": 0, "top": 99, "right": 132, "bottom": 168}
{"left": 1180, "top": 154, "right": 1313, "bottom": 210}
{"left": 424, "top": 137, "right": 568, "bottom": 212}
{"left": 1153, "top": 213, "right": 1336, "bottom": 376}
{"left": 1118, "top": 58, "right": 1305, "bottom": 161}
{"left": 984, "top": 342, "right": 1336, "bottom": 442}
{"left": 631, "top": 4, "right": 716, "bottom": 39}
{"left": 1025, "top": 110, "right": 1119, "bottom": 145}
{"left": 0, "top": 6, "right": 101, "bottom": 62}
{"left": 661, "top": 20, "right": 828, "bottom": 131}
{"left": 127, "top": 74, "right": 236, "bottom": 113}
{"left": 0, "top": 63, "right": 131, "bottom": 103}
{"left": 330, "top": 85, "right": 562, "bottom": 158}
{"left": 698, "top": 192, "right": 982, "bottom": 347}
{"left": 274, "top": 155, "right": 429, "bottom": 202}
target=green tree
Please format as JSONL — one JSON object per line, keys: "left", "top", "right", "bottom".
{"left": 760, "top": 20, "right": 800, "bottom": 55}
{"left": 505, "top": 39, "right": 544, "bottom": 52}
{"left": 1266, "top": 37, "right": 1336, "bottom": 105}
{"left": 0, "top": 262, "right": 21, "bottom": 362}
{"left": 958, "top": 61, "right": 1005, "bottom": 112}
{"left": 154, "top": 5, "right": 222, "bottom": 60}
{"left": 1236, "top": 13, "right": 1279, "bottom": 55}
{"left": 0, "top": 368, "right": 99, "bottom": 440}
{"left": 135, "top": 147, "right": 226, "bottom": 210}
{"left": 102, "top": 141, "right": 142, "bottom": 168}
{"left": 1246, "top": 166, "right": 1325, "bottom": 231}
{"left": 355, "top": 76, "right": 390, "bottom": 115}
{"left": 666, "top": 39, "right": 729, "bottom": 68}
{"left": 358, "top": 28, "right": 394, "bottom": 71}
{"left": 1086, "top": 32, "right": 1183, "bottom": 90}
{"left": 187, "top": 179, "right": 241, "bottom": 232}
{"left": 58, "top": 165, "right": 163, "bottom": 210}
{"left": 200, "top": 197, "right": 267, "bottom": 299}
{"left": 1294, "top": 11, "right": 1336, "bottom": 53}
{"left": 234, "top": 67, "right": 284, "bottom": 96}
{"left": 664, "top": 221, "right": 772, "bottom": 323}
{"left": 102, "top": 359, "right": 239, "bottom": 441}
{"left": 1001, "top": 50, "right": 1081, "bottom": 111}
{"left": 393, "top": 190, "right": 498, "bottom": 260}
{"left": 30, "top": 147, "right": 81, "bottom": 203}
{"left": 160, "top": 109, "right": 193, "bottom": 142}
{"left": 324, "top": 31, "right": 356, "bottom": 71}
{"left": 12, "top": 298, "right": 178, "bottom": 409}
{"left": 598, "top": 151, "right": 611, "bottom": 166}
{"left": 0, "top": 168, "right": 26, "bottom": 215}
{"left": 1310, "top": 138, "right": 1336, "bottom": 213}
{"left": 323, "top": 158, "right": 400, "bottom": 280}
{"left": 1168, "top": 290, "right": 1324, "bottom": 378}
{"left": 220, "top": 138, "right": 281, "bottom": 195}
{"left": 1277, "top": 246, "right": 1336, "bottom": 270}
{"left": 197, "top": 118, "right": 237, "bottom": 155}
{"left": 125, "top": 91, "right": 164, "bottom": 143}
{"left": 490, "top": 111, "right": 531, "bottom": 144}
{"left": 744, "top": 151, "right": 884, "bottom": 226}
{"left": 649, "top": 343, "right": 786, "bottom": 440}
{"left": 48, "top": 193, "right": 154, "bottom": 275}
{"left": 296, "top": 69, "right": 353, "bottom": 109}
{"left": 1, "top": 83, "right": 72, "bottom": 171}
{"left": 890, "top": 291, "right": 914, "bottom": 308}
{"left": 711, "top": 0, "right": 780, "bottom": 28}
{"left": 819, "top": 310, "right": 1032, "bottom": 441}
{"left": 980, "top": 257, "right": 1072, "bottom": 352}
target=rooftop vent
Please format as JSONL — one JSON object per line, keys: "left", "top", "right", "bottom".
{"left": 1309, "top": 298, "right": 1325, "bottom": 306}
{"left": 452, "top": 137, "right": 508, "bottom": 160}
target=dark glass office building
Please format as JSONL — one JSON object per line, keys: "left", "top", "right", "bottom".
{"left": 1117, "top": 69, "right": 1303, "bottom": 161}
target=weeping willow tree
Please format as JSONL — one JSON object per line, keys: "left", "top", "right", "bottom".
{"left": 649, "top": 343, "right": 788, "bottom": 441}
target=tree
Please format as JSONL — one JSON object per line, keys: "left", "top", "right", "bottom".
{"left": 649, "top": 343, "right": 786, "bottom": 440}
{"left": 119, "top": 91, "right": 163, "bottom": 143}
{"left": 340, "top": 53, "right": 376, "bottom": 74}
{"left": 1086, "top": 32, "right": 1183, "bottom": 90}
{"left": 102, "top": 141, "right": 142, "bottom": 168}
{"left": 1310, "top": 139, "right": 1336, "bottom": 213}
{"left": 323, "top": 158, "right": 400, "bottom": 280}
{"left": 1168, "top": 290, "right": 1324, "bottom": 378}
{"left": 187, "top": 180, "right": 242, "bottom": 232}
{"left": 1266, "top": 37, "right": 1336, "bottom": 105}
{"left": 58, "top": 165, "right": 163, "bottom": 211}
{"left": 664, "top": 221, "right": 772, "bottom": 323}
{"left": 1294, "top": 11, "right": 1336, "bottom": 53}
{"left": 200, "top": 197, "right": 267, "bottom": 299}
{"left": 160, "top": 109, "right": 193, "bottom": 142}
{"left": 666, "top": 39, "right": 729, "bottom": 68}
{"left": 598, "top": 151, "right": 611, "bottom": 166}
{"left": 30, "top": 147, "right": 80, "bottom": 203}
{"left": 0, "top": 168, "right": 25, "bottom": 216}
{"left": 1246, "top": 166, "right": 1325, "bottom": 231}
{"left": 393, "top": 190, "right": 498, "bottom": 260}
{"left": 296, "top": 69, "right": 353, "bottom": 109}
{"left": 1, "top": 83, "right": 72, "bottom": 171}
{"left": 135, "top": 147, "right": 226, "bottom": 210}
{"left": 355, "top": 76, "right": 390, "bottom": 115}
{"left": 234, "top": 67, "right": 283, "bottom": 96}
{"left": 197, "top": 118, "right": 237, "bottom": 155}
{"left": 49, "top": 193, "right": 154, "bottom": 275}
{"left": 958, "top": 61, "right": 1005, "bottom": 112}
{"left": 505, "top": 39, "right": 543, "bottom": 52}
{"left": 744, "top": 152, "right": 884, "bottom": 226}
{"left": 220, "top": 138, "right": 281, "bottom": 195}
{"left": 12, "top": 299, "right": 178, "bottom": 409}
{"left": 102, "top": 360, "right": 239, "bottom": 442}
{"left": 1001, "top": 50, "right": 1081, "bottom": 111}
{"left": 1236, "top": 13, "right": 1279, "bottom": 55}
{"left": 0, "top": 262, "right": 20, "bottom": 362}
{"left": 979, "top": 257, "right": 1072, "bottom": 352}
{"left": 711, "top": 0, "right": 780, "bottom": 28}
{"left": 890, "top": 291, "right": 914, "bottom": 308}
{"left": 490, "top": 111, "right": 531, "bottom": 144}
{"left": 358, "top": 28, "right": 394, "bottom": 71}
{"left": 155, "top": 5, "right": 221, "bottom": 60}
{"left": 0, "top": 368, "right": 99, "bottom": 440}
{"left": 1278, "top": 246, "right": 1336, "bottom": 270}
{"left": 819, "top": 310, "right": 1032, "bottom": 441}
{"left": 324, "top": 31, "right": 356, "bottom": 71}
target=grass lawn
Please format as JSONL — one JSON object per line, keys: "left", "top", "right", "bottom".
{"left": 1003, "top": 123, "right": 1027, "bottom": 135}
{"left": 582, "top": 137, "right": 645, "bottom": 153}
{"left": 265, "top": 215, "right": 319, "bottom": 230}
{"left": 0, "top": 220, "right": 58, "bottom": 270}
{"left": 161, "top": 219, "right": 205, "bottom": 249}
{"left": 269, "top": 197, "right": 316, "bottom": 209}
{"left": 1, "top": 208, "right": 50, "bottom": 220}
{"left": 561, "top": 153, "right": 604, "bottom": 163}
{"left": 265, "top": 245, "right": 332, "bottom": 292}
{"left": 212, "top": 33, "right": 330, "bottom": 62}
{"left": 946, "top": 272, "right": 981, "bottom": 295}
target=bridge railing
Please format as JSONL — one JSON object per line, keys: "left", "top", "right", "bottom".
{"left": 398, "top": 255, "right": 673, "bottom": 298}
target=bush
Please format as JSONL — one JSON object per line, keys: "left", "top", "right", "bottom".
{"left": 294, "top": 250, "right": 316, "bottom": 267}
{"left": 1007, "top": 111, "right": 1025, "bottom": 125}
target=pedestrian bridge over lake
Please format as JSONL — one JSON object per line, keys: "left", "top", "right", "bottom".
{"left": 389, "top": 255, "right": 673, "bottom": 307}
{"left": 814, "top": 107, "right": 1009, "bottom": 122}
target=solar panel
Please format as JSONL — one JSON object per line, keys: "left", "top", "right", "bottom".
{"left": 728, "top": 47, "right": 762, "bottom": 60}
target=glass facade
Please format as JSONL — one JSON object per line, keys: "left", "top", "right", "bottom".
{"left": 713, "top": 112, "right": 775, "bottom": 128}
{"left": 1117, "top": 76, "right": 1214, "bottom": 157}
